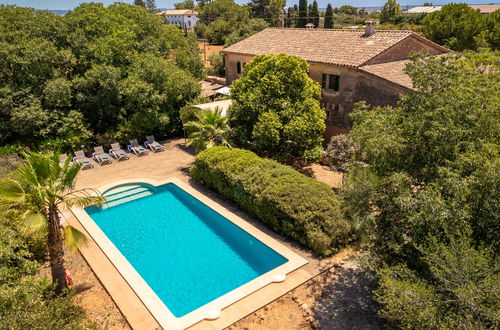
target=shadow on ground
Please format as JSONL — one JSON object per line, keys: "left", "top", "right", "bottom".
{"left": 312, "top": 265, "right": 382, "bottom": 330}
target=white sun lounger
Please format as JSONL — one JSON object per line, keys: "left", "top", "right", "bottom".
{"left": 144, "top": 136, "right": 164, "bottom": 152}
{"left": 128, "top": 139, "right": 148, "bottom": 156}
{"left": 59, "top": 153, "right": 73, "bottom": 167}
{"left": 92, "top": 146, "right": 113, "bottom": 165}
{"left": 109, "top": 143, "right": 129, "bottom": 161}
{"left": 73, "top": 150, "right": 94, "bottom": 169}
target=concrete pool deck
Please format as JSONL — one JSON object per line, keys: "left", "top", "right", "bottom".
{"left": 69, "top": 138, "right": 341, "bottom": 329}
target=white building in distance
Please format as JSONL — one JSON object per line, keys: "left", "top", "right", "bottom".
{"left": 157, "top": 9, "right": 199, "bottom": 29}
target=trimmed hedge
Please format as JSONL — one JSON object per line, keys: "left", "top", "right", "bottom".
{"left": 190, "top": 147, "right": 352, "bottom": 256}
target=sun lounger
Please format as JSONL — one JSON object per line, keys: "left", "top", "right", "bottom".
{"left": 109, "top": 143, "right": 129, "bottom": 161}
{"left": 73, "top": 150, "right": 94, "bottom": 169}
{"left": 59, "top": 153, "right": 73, "bottom": 167}
{"left": 92, "top": 146, "right": 113, "bottom": 165}
{"left": 128, "top": 139, "right": 148, "bottom": 156}
{"left": 144, "top": 136, "right": 164, "bottom": 152}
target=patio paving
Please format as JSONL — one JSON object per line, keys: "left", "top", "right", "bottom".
{"left": 69, "top": 138, "right": 339, "bottom": 329}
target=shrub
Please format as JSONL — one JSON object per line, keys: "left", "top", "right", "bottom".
{"left": 191, "top": 147, "right": 352, "bottom": 256}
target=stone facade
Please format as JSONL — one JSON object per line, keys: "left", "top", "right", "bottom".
{"left": 224, "top": 53, "right": 407, "bottom": 141}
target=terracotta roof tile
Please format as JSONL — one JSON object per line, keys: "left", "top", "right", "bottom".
{"left": 360, "top": 60, "right": 414, "bottom": 89}
{"left": 157, "top": 9, "right": 198, "bottom": 15}
{"left": 222, "top": 28, "right": 415, "bottom": 67}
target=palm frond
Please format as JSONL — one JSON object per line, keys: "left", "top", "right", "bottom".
{"left": 20, "top": 209, "right": 48, "bottom": 236}
{"left": 0, "top": 179, "right": 25, "bottom": 202}
{"left": 63, "top": 225, "right": 87, "bottom": 251}
{"left": 64, "top": 194, "right": 106, "bottom": 208}
{"left": 60, "top": 162, "right": 81, "bottom": 189}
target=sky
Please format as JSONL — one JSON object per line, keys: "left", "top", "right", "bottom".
{"left": 0, "top": 0, "right": 497, "bottom": 10}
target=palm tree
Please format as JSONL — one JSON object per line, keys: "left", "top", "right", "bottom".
{"left": 0, "top": 151, "right": 105, "bottom": 294}
{"left": 184, "top": 107, "right": 231, "bottom": 152}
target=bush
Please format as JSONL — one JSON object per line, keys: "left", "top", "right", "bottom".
{"left": 191, "top": 147, "right": 352, "bottom": 256}
{"left": 207, "top": 53, "right": 225, "bottom": 77}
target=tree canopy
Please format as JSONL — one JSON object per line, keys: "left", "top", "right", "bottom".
{"left": 0, "top": 4, "right": 203, "bottom": 149}
{"left": 229, "top": 54, "right": 325, "bottom": 161}
{"left": 342, "top": 51, "right": 500, "bottom": 328}
{"left": 198, "top": 0, "right": 250, "bottom": 44}
{"left": 380, "top": 0, "right": 401, "bottom": 23}
{"left": 324, "top": 4, "right": 334, "bottom": 28}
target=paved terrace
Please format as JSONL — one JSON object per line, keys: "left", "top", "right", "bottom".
{"left": 69, "top": 138, "right": 339, "bottom": 329}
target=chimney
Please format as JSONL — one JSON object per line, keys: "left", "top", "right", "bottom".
{"left": 364, "top": 20, "right": 377, "bottom": 36}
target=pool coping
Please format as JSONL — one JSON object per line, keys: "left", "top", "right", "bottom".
{"left": 71, "top": 177, "right": 308, "bottom": 330}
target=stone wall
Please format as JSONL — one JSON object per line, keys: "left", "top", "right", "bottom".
{"left": 223, "top": 53, "right": 409, "bottom": 143}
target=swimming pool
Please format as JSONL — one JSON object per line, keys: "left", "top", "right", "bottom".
{"left": 77, "top": 178, "right": 307, "bottom": 329}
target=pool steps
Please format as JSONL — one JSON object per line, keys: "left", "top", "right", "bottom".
{"left": 102, "top": 185, "right": 154, "bottom": 208}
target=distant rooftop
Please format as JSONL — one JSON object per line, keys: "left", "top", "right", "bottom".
{"left": 407, "top": 4, "right": 499, "bottom": 14}
{"left": 157, "top": 9, "right": 198, "bottom": 15}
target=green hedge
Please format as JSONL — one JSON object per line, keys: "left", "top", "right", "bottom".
{"left": 190, "top": 147, "right": 351, "bottom": 256}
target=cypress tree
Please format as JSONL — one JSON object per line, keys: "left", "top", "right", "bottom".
{"left": 308, "top": 4, "right": 313, "bottom": 23}
{"left": 324, "top": 3, "right": 334, "bottom": 28}
{"left": 311, "top": 0, "right": 319, "bottom": 27}
{"left": 298, "top": 0, "right": 308, "bottom": 27}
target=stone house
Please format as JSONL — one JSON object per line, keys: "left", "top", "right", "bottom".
{"left": 221, "top": 24, "right": 450, "bottom": 139}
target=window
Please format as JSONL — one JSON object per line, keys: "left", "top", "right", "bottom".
{"left": 321, "top": 73, "right": 340, "bottom": 91}
{"left": 236, "top": 61, "right": 242, "bottom": 74}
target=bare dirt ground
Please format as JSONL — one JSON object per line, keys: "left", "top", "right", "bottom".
{"left": 39, "top": 248, "right": 131, "bottom": 330}
{"left": 39, "top": 249, "right": 380, "bottom": 330}
{"left": 308, "top": 163, "right": 343, "bottom": 188}
{"left": 197, "top": 41, "right": 224, "bottom": 67}
{"left": 228, "top": 253, "right": 381, "bottom": 330}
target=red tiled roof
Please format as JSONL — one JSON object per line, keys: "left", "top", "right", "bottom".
{"left": 222, "top": 28, "right": 419, "bottom": 67}
{"left": 360, "top": 60, "right": 414, "bottom": 89}
{"left": 157, "top": 9, "right": 198, "bottom": 15}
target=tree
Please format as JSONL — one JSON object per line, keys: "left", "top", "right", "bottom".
{"left": 422, "top": 4, "right": 485, "bottom": 51}
{"left": 266, "top": 0, "right": 285, "bottom": 27}
{"left": 0, "top": 4, "right": 202, "bottom": 147}
{"left": 310, "top": 0, "right": 319, "bottom": 28}
{"left": 229, "top": 54, "right": 325, "bottom": 161}
{"left": 184, "top": 108, "right": 231, "bottom": 152}
{"left": 339, "top": 5, "right": 357, "bottom": 16}
{"left": 324, "top": 3, "right": 334, "bottom": 28}
{"left": 341, "top": 52, "right": 500, "bottom": 328}
{"left": 199, "top": 0, "right": 250, "bottom": 44}
{"left": 207, "top": 52, "right": 225, "bottom": 76}
{"left": 248, "top": 0, "right": 268, "bottom": 18}
{"left": 134, "top": 0, "right": 146, "bottom": 6}
{"left": 324, "top": 134, "right": 359, "bottom": 174}
{"left": 0, "top": 151, "right": 105, "bottom": 293}
{"left": 380, "top": 0, "right": 401, "bottom": 23}
{"left": 224, "top": 18, "right": 268, "bottom": 46}
{"left": 145, "top": 0, "right": 158, "bottom": 12}
{"left": 175, "top": 0, "right": 195, "bottom": 9}
{"left": 298, "top": 0, "right": 308, "bottom": 27}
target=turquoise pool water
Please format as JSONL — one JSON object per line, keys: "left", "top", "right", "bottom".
{"left": 84, "top": 183, "right": 288, "bottom": 318}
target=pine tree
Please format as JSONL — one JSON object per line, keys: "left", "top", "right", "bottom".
{"left": 145, "top": 0, "right": 158, "bottom": 13}
{"left": 380, "top": 0, "right": 401, "bottom": 23}
{"left": 324, "top": 3, "right": 334, "bottom": 28}
{"left": 286, "top": 7, "right": 292, "bottom": 27}
{"left": 250, "top": 0, "right": 269, "bottom": 18}
{"left": 298, "top": 0, "right": 308, "bottom": 27}
{"left": 311, "top": 0, "right": 319, "bottom": 27}
{"left": 134, "top": 0, "right": 146, "bottom": 7}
